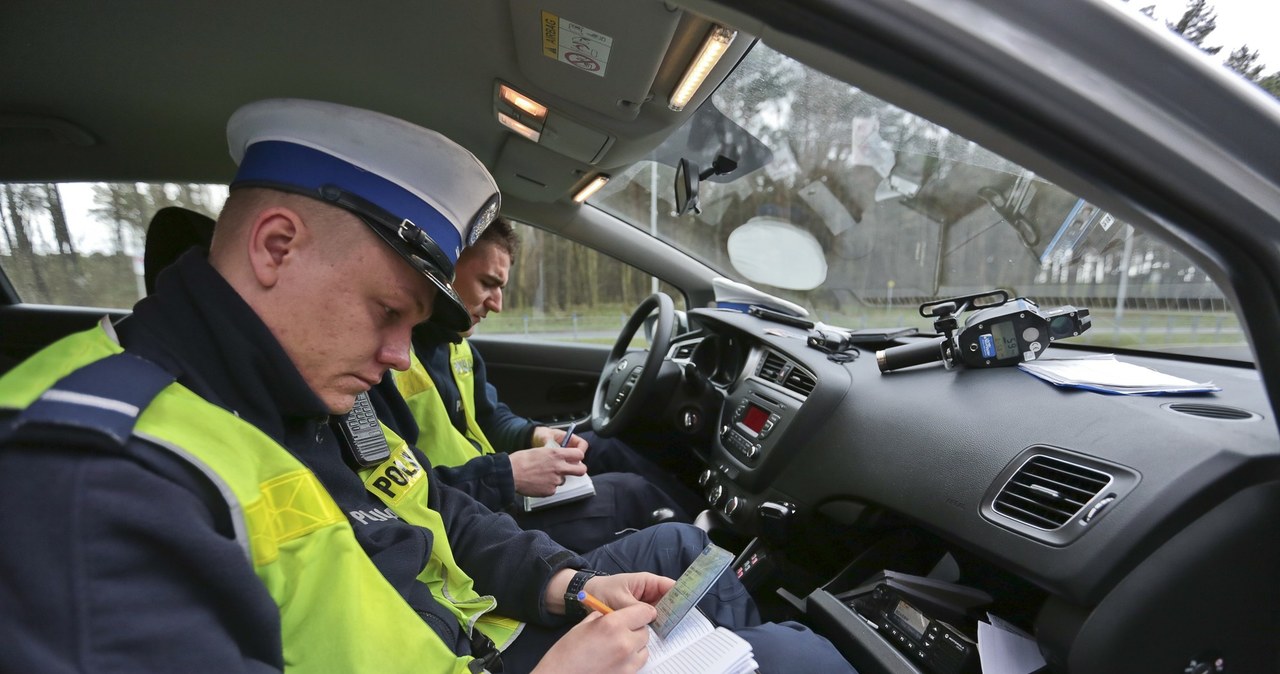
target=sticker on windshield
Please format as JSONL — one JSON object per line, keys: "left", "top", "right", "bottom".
{"left": 541, "top": 11, "right": 611, "bottom": 77}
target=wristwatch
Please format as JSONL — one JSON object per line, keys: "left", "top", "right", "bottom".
{"left": 564, "top": 569, "right": 608, "bottom": 620}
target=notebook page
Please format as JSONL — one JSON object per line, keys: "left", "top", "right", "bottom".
{"left": 643, "top": 608, "right": 716, "bottom": 667}
{"left": 640, "top": 627, "right": 755, "bottom": 674}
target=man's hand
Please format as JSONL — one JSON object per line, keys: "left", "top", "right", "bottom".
{"left": 531, "top": 604, "right": 655, "bottom": 674}
{"left": 532, "top": 425, "right": 589, "bottom": 454}
{"left": 581, "top": 573, "right": 676, "bottom": 610}
{"left": 530, "top": 572, "right": 677, "bottom": 674}
{"left": 509, "top": 444, "right": 587, "bottom": 497}
{"left": 544, "top": 569, "right": 675, "bottom": 615}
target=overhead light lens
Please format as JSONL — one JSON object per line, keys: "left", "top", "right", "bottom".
{"left": 573, "top": 174, "right": 610, "bottom": 203}
{"left": 497, "top": 111, "right": 541, "bottom": 142}
{"left": 499, "top": 83, "right": 547, "bottom": 121}
{"left": 669, "top": 26, "right": 737, "bottom": 112}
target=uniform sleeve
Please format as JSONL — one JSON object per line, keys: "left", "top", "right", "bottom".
{"left": 431, "top": 452, "right": 516, "bottom": 511}
{"left": 427, "top": 462, "right": 583, "bottom": 625}
{"left": 0, "top": 425, "right": 282, "bottom": 673}
{"left": 469, "top": 346, "right": 537, "bottom": 453}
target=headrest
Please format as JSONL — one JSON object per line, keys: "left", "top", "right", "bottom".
{"left": 226, "top": 98, "right": 500, "bottom": 331}
{"left": 143, "top": 206, "right": 215, "bottom": 295}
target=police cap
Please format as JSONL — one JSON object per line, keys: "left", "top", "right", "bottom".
{"left": 226, "top": 98, "right": 500, "bottom": 331}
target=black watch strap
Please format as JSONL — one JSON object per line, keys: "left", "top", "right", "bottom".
{"left": 564, "top": 569, "right": 607, "bottom": 620}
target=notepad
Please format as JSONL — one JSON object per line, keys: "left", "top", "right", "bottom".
{"left": 519, "top": 473, "right": 595, "bottom": 511}
{"left": 639, "top": 608, "right": 757, "bottom": 674}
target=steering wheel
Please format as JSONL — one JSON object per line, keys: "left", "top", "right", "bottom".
{"left": 591, "top": 292, "right": 675, "bottom": 437}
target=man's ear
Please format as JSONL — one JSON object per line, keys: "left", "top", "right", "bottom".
{"left": 246, "top": 207, "right": 309, "bottom": 289}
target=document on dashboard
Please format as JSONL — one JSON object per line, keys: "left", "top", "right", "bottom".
{"left": 1018, "top": 354, "right": 1220, "bottom": 395}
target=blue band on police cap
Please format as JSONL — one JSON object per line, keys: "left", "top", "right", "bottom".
{"left": 231, "top": 140, "right": 463, "bottom": 265}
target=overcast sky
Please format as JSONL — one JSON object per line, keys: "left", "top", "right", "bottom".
{"left": 1129, "top": 0, "right": 1280, "bottom": 67}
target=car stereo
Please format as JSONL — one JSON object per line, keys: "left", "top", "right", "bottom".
{"left": 722, "top": 393, "right": 782, "bottom": 463}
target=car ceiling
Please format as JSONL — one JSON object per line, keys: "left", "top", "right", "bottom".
{"left": 9, "top": 0, "right": 1280, "bottom": 385}
{"left": 0, "top": 1, "right": 751, "bottom": 212}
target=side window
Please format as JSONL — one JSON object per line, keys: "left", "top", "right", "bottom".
{"left": 480, "top": 221, "right": 686, "bottom": 345}
{"left": 0, "top": 182, "right": 226, "bottom": 308}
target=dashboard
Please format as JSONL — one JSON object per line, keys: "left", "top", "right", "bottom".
{"left": 668, "top": 306, "right": 1280, "bottom": 671}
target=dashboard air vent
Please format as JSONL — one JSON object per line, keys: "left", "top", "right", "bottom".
{"left": 993, "top": 456, "right": 1112, "bottom": 530}
{"left": 673, "top": 343, "right": 696, "bottom": 359}
{"left": 758, "top": 351, "right": 788, "bottom": 383}
{"left": 784, "top": 368, "right": 816, "bottom": 396}
{"left": 1165, "top": 402, "right": 1257, "bottom": 421}
{"left": 757, "top": 351, "right": 815, "bottom": 397}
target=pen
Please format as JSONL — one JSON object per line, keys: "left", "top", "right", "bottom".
{"left": 576, "top": 590, "right": 613, "bottom": 614}
{"left": 560, "top": 421, "right": 577, "bottom": 447}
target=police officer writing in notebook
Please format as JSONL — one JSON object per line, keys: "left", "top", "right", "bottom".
{"left": 386, "top": 217, "right": 695, "bottom": 553}
{"left": 0, "top": 98, "right": 854, "bottom": 673}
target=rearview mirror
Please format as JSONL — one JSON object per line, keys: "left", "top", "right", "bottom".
{"left": 674, "top": 154, "right": 738, "bottom": 217}
{"left": 674, "top": 158, "right": 700, "bottom": 216}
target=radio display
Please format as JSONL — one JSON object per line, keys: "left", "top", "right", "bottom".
{"left": 893, "top": 599, "right": 931, "bottom": 639}
{"left": 741, "top": 403, "right": 769, "bottom": 434}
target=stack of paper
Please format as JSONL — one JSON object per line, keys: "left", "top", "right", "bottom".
{"left": 1019, "top": 355, "right": 1220, "bottom": 395}
{"left": 977, "top": 613, "right": 1046, "bottom": 674}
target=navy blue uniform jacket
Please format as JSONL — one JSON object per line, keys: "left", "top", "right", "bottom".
{"left": 0, "top": 252, "right": 583, "bottom": 673}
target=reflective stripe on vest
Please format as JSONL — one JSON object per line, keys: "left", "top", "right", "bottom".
{"left": 394, "top": 341, "right": 496, "bottom": 469}
{"left": 0, "top": 322, "right": 518, "bottom": 673}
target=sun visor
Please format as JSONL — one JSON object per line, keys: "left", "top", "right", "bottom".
{"left": 492, "top": 136, "right": 593, "bottom": 203}
{"left": 509, "top": 1, "right": 679, "bottom": 122}
{"left": 540, "top": 111, "right": 615, "bottom": 164}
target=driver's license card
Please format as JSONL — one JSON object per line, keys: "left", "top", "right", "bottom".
{"left": 650, "top": 543, "right": 735, "bottom": 638}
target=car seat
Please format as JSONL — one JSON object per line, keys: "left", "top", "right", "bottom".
{"left": 143, "top": 206, "right": 215, "bottom": 295}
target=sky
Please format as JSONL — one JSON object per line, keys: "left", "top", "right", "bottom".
{"left": 1131, "top": 0, "right": 1280, "bottom": 68}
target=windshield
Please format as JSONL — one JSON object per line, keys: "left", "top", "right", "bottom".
{"left": 593, "top": 43, "right": 1246, "bottom": 362}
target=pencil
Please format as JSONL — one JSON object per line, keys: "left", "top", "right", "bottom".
{"left": 577, "top": 590, "right": 614, "bottom": 614}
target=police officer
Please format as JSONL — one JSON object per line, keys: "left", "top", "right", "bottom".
{"left": 412, "top": 218, "right": 706, "bottom": 518}
{"left": 387, "top": 218, "right": 696, "bottom": 552}
{"left": 0, "top": 98, "right": 855, "bottom": 673}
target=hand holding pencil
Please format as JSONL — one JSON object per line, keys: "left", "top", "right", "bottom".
{"left": 577, "top": 590, "right": 614, "bottom": 615}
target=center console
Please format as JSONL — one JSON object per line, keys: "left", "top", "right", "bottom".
{"left": 697, "top": 379, "right": 802, "bottom": 527}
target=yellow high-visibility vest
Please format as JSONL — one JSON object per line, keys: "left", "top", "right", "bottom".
{"left": 0, "top": 324, "right": 523, "bottom": 673}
